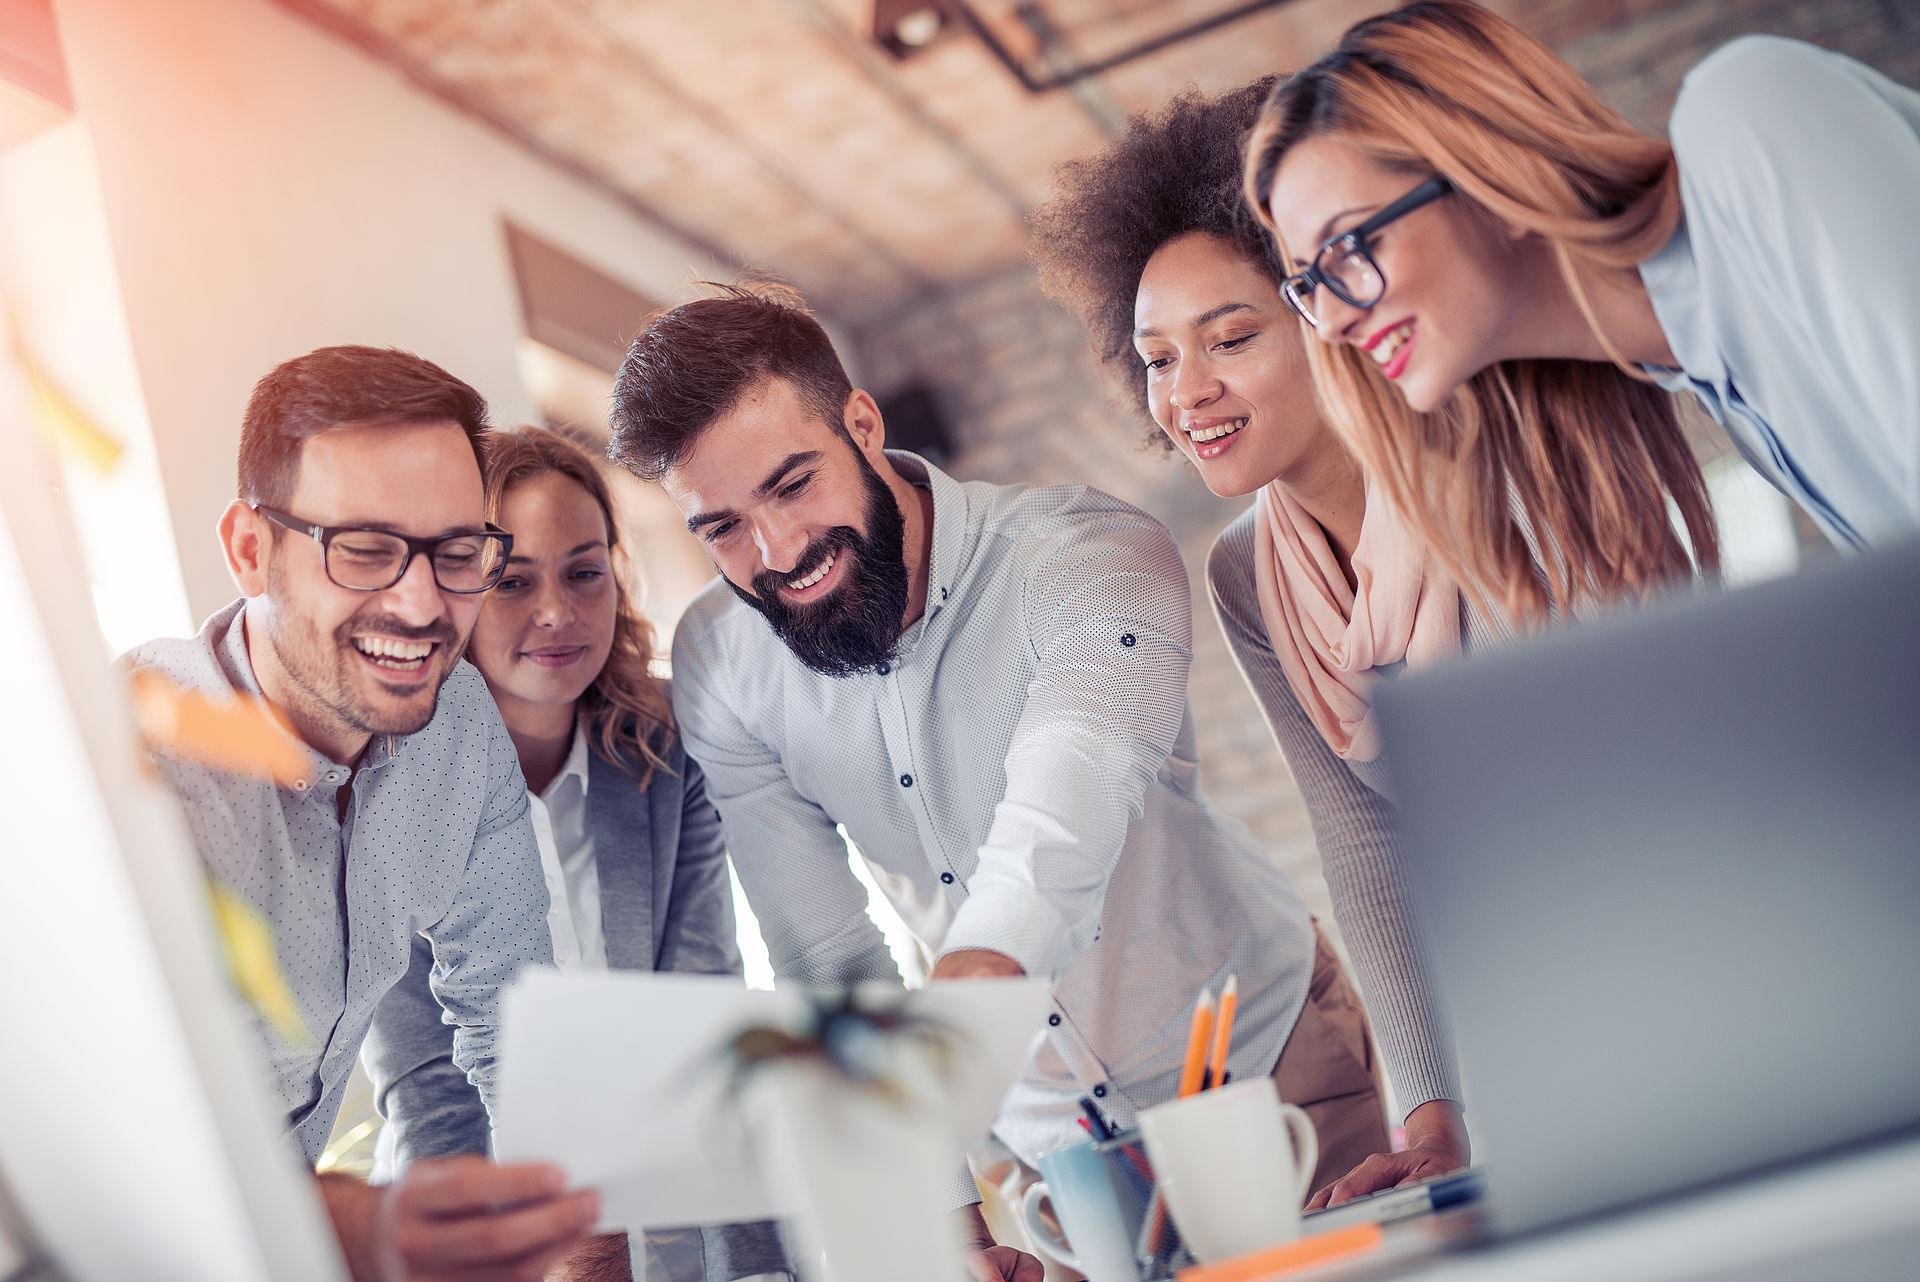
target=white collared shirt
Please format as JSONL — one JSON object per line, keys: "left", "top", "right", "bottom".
{"left": 526, "top": 720, "right": 607, "bottom": 972}
{"left": 671, "top": 453, "right": 1315, "bottom": 1167}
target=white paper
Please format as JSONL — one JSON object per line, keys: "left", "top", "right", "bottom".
{"left": 492, "top": 971, "right": 1053, "bottom": 1231}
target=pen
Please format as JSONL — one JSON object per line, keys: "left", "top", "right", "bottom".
{"left": 1176, "top": 987, "right": 1216, "bottom": 1098}
{"left": 1079, "top": 1096, "right": 1115, "bottom": 1141}
{"left": 1208, "top": 974, "right": 1238, "bottom": 1091}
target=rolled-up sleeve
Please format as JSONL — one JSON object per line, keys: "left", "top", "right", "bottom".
{"left": 942, "top": 510, "right": 1194, "bottom": 979}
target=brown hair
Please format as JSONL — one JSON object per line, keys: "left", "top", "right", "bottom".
{"left": 239, "top": 345, "right": 490, "bottom": 508}
{"left": 608, "top": 281, "right": 854, "bottom": 481}
{"left": 1243, "top": 0, "right": 1717, "bottom": 624}
{"left": 1030, "top": 77, "right": 1282, "bottom": 448}
{"left": 483, "top": 428, "right": 673, "bottom": 786}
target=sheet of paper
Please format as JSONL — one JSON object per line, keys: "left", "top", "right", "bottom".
{"left": 492, "top": 971, "right": 1052, "bottom": 1231}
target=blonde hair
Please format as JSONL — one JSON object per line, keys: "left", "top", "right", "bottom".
{"left": 1244, "top": 0, "right": 1717, "bottom": 624}
{"left": 483, "top": 428, "right": 673, "bottom": 786}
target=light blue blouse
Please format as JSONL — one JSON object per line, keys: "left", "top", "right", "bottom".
{"left": 1639, "top": 36, "right": 1920, "bottom": 550}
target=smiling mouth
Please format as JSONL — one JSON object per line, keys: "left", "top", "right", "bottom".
{"left": 351, "top": 635, "right": 437, "bottom": 676}
{"left": 787, "top": 551, "right": 835, "bottom": 592}
{"left": 523, "top": 646, "right": 587, "bottom": 668}
{"left": 1184, "top": 418, "right": 1247, "bottom": 444}
{"left": 1367, "top": 319, "right": 1416, "bottom": 374}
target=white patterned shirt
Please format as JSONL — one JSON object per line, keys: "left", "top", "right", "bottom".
{"left": 671, "top": 454, "right": 1316, "bottom": 1167}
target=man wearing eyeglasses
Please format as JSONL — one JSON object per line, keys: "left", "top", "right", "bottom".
{"left": 125, "top": 346, "right": 597, "bottom": 1282}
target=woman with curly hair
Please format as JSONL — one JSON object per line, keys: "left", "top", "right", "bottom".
{"left": 1032, "top": 79, "right": 1475, "bottom": 1206}
{"left": 1248, "top": 1, "right": 1918, "bottom": 623}
{"left": 362, "top": 428, "right": 791, "bottom": 1282}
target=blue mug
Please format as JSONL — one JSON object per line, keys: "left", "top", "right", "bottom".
{"left": 1018, "top": 1137, "right": 1152, "bottom": 1282}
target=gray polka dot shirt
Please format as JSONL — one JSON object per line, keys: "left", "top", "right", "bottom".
{"left": 126, "top": 600, "right": 554, "bottom": 1164}
{"left": 672, "top": 454, "right": 1317, "bottom": 1172}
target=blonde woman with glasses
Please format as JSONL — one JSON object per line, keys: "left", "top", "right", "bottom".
{"left": 1247, "top": 0, "right": 1919, "bottom": 624}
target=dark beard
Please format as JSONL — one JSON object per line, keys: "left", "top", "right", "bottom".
{"left": 728, "top": 451, "right": 910, "bottom": 678}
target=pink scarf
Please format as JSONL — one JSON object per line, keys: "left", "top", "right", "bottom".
{"left": 1252, "top": 481, "right": 1461, "bottom": 762}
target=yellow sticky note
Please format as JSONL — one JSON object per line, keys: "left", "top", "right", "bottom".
{"left": 10, "top": 325, "right": 123, "bottom": 475}
{"left": 210, "top": 881, "right": 312, "bottom": 1050}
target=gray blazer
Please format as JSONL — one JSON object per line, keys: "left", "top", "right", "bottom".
{"left": 363, "top": 725, "right": 790, "bottom": 1281}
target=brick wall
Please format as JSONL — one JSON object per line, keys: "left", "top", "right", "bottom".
{"left": 850, "top": 0, "right": 1920, "bottom": 924}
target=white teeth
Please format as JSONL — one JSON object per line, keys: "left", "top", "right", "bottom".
{"left": 1185, "top": 418, "right": 1247, "bottom": 443}
{"left": 354, "top": 636, "right": 433, "bottom": 662}
{"left": 788, "top": 553, "right": 834, "bottom": 591}
{"left": 1370, "top": 321, "right": 1415, "bottom": 366}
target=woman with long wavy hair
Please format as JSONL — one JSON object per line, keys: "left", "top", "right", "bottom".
{"left": 362, "top": 429, "right": 790, "bottom": 1282}
{"left": 1246, "top": 0, "right": 1920, "bottom": 624}
{"left": 1032, "top": 79, "right": 1477, "bottom": 1207}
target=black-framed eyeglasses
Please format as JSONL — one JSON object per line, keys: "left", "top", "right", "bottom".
{"left": 1281, "top": 176, "right": 1454, "bottom": 328}
{"left": 252, "top": 505, "right": 513, "bottom": 594}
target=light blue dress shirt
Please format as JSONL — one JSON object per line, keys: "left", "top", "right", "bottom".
{"left": 1639, "top": 35, "right": 1920, "bottom": 549}
{"left": 126, "top": 600, "right": 555, "bottom": 1163}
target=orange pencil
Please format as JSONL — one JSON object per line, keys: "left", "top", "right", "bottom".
{"left": 1207, "top": 974, "right": 1238, "bottom": 1090}
{"left": 1176, "top": 987, "right": 1216, "bottom": 1098}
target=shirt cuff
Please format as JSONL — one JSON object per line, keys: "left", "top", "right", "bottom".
{"left": 941, "top": 1160, "right": 985, "bottom": 1212}
{"left": 942, "top": 884, "right": 1074, "bottom": 980}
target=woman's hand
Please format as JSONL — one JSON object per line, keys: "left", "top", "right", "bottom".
{"left": 1304, "top": 1099, "right": 1469, "bottom": 1210}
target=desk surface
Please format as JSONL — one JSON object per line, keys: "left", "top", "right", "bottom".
{"left": 1276, "top": 1133, "right": 1920, "bottom": 1282}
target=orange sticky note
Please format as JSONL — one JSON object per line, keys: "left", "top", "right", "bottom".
{"left": 1176, "top": 1224, "right": 1382, "bottom": 1282}
{"left": 131, "top": 669, "right": 311, "bottom": 788}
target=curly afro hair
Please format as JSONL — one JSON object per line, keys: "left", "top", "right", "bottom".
{"left": 1030, "top": 77, "right": 1286, "bottom": 448}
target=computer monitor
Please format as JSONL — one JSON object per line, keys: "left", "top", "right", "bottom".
{"left": 0, "top": 325, "right": 345, "bottom": 1281}
{"left": 1380, "top": 539, "right": 1920, "bottom": 1234}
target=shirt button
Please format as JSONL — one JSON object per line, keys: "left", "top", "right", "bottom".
{"left": 876, "top": 662, "right": 891, "bottom": 675}
{"left": 1120, "top": 633, "right": 1136, "bottom": 648}
{"left": 1047, "top": 1013, "right": 1061, "bottom": 1027}
{"left": 940, "top": 872, "right": 955, "bottom": 885}
{"left": 1092, "top": 1083, "right": 1108, "bottom": 1098}
{"left": 292, "top": 779, "right": 308, "bottom": 791}
{"left": 899, "top": 773, "right": 913, "bottom": 788}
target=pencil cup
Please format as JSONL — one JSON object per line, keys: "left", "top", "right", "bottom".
{"left": 1017, "top": 1136, "right": 1152, "bottom": 1282}
{"left": 1136, "top": 1078, "right": 1318, "bottom": 1263}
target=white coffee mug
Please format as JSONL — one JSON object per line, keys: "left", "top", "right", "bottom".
{"left": 1136, "top": 1078, "right": 1318, "bottom": 1263}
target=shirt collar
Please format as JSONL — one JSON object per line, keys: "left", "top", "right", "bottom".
{"left": 218, "top": 601, "right": 404, "bottom": 790}
{"left": 883, "top": 450, "right": 971, "bottom": 635}
{"left": 554, "top": 715, "right": 593, "bottom": 800}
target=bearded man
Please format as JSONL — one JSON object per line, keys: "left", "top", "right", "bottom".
{"left": 611, "top": 287, "right": 1382, "bottom": 1282}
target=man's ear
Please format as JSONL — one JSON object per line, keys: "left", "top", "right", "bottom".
{"left": 219, "top": 501, "right": 271, "bottom": 597}
{"left": 842, "top": 389, "right": 888, "bottom": 463}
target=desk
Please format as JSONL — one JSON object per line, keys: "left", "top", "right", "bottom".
{"left": 1267, "top": 1134, "right": 1920, "bottom": 1282}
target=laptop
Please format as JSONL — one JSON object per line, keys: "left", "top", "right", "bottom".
{"left": 1376, "top": 537, "right": 1920, "bottom": 1236}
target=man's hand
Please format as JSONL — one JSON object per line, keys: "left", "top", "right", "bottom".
{"left": 1305, "top": 1099, "right": 1469, "bottom": 1210}
{"left": 953, "top": 1204, "right": 1043, "bottom": 1282}
{"left": 319, "top": 1154, "right": 600, "bottom": 1282}
{"left": 930, "top": 948, "right": 1026, "bottom": 981}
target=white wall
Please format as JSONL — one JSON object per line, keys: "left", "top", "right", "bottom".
{"left": 52, "top": 0, "right": 732, "bottom": 621}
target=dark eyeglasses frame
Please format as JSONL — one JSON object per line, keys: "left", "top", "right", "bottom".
{"left": 1281, "top": 176, "right": 1455, "bottom": 327}
{"left": 251, "top": 504, "right": 513, "bottom": 594}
